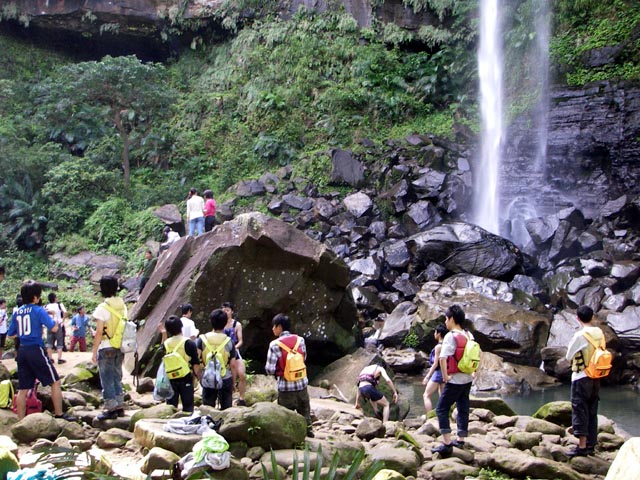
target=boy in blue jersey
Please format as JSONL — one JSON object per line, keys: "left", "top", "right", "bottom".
{"left": 8, "top": 280, "right": 75, "bottom": 421}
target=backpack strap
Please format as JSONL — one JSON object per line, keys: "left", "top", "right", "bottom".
{"left": 165, "top": 337, "right": 188, "bottom": 355}
{"left": 277, "top": 336, "right": 301, "bottom": 354}
{"left": 200, "top": 334, "right": 229, "bottom": 361}
{"left": 583, "top": 331, "right": 604, "bottom": 349}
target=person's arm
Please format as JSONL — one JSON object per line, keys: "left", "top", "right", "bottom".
{"left": 234, "top": 322, "right": 243, "bottom": 351}
{"left": 565, "top": 332, "right": 588, "bottom": 361}
{"left": 92, "top": 318, "right": 104, "bottom": 364}
{"left": 354, "top": 387, "right": 361, "bottom": 409}
{"left": 385, "top": 377, "right": 399, "bottom": 403}
{"left": 423, "top": 344, "right": 442, "bottom": 384}
{"left": 439, "top": 355, "right": 449, "bottom": 383}
{"left": 265, "top": 342, "right": 279, "bottom": 376}
{"left": 158, "top": 320, "right": 167, "bottom": 342}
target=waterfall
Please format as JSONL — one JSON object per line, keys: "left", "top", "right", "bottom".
{"left": 533, "top": 0, "right": 550, "bottom": 173}
{"left": 473, "top": 0, "right": 503, "bottom": 236}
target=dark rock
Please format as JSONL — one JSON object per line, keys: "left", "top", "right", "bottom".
{"left": 314, "top": 197, "right": 337, "bottom": 220}
{"left": 267, "top": 198, "right": 284, "bottom": 215}
{"left": 607, "top": 306, "right": 640, "bottom": 350}
{"left": 404, "top": 200, "right": 442, "bottom": 234}
{"left": 349, "top": 256, "right": 381, "bottom": 279}
{"left": 282, "top": 193, "right": 314, "bottom": 211}
{"left": 259, "top": 172, "right": 280, "bottom": 193}
{"left": 412, "top": 169, "right": 446, "bottom": 198}
{"left": 525, "top": 216, "right": 559, "bottom": 245}
{"left": 408, "top": 222, "right": 525, "bottom": 280}
{"left": 330, "top": 149, "right": 365, "bottom": 187}
{"left": 383, "top": 241, "right": 411, "bottom": 269}
{"left": 600, "top": 195, "right": 628, "bottom": 218}
{"left": 580, "top": 258, "right": 611, "bottom": 277}
{"left": 130, "top": 213, "right": 357, "bottom": 372}
{"left": 377, "top": 301, "right": 418, "bottom": 347}
{"left": 391, "top": 273, "right": 419, "bottom": 298}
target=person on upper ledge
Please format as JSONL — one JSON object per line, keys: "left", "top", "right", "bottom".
{"left": 186, "top": 188, "right": 205, "bottom": 236}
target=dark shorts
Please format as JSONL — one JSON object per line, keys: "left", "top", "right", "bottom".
{"left": 0, "top": 333, "right": 6, "bottom": 348}
{"left": 17, "top": 345, "right": 59, "bottom": 389}
{"left": 359, "top": 384, "right": 383, "bottom": 402}
{"left": 46, "top": 328, "right": 64, "bottom": 349}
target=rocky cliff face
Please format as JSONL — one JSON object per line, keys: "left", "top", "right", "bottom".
{"left": 0, "top": 0, "right": 441, "bottom": 59}
{"left": 502, "top": 81, "right": 640, "bottom": 239}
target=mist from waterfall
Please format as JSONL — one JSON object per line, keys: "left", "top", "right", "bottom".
{"left": 473, "top": 0, "right": 503, "bottom": 236}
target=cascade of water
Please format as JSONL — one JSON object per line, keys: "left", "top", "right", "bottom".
{"left": 533, "top": 0, "right": 550, "bottom": 172}
{"left": 473, "top": 0, "right": 504, "bottom": 235}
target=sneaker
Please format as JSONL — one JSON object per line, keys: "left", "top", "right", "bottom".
{"left": 97, "top": 410, "right": 119, "bottom": 421}
{"left": 306, "top": 430, "right": 315, "bottom": 438}
{"left": 55, "top": 413, "right": 78, "bottom": 422}
{"left": 567, "top": 446, "right": 590, "bottom": 457}
{"left": 115, "top": 408, "right": 125, "bottom": 418}
{"left": 236, "top": 399, "right": 247, "bottom": 406}
{"left": 431, "top": 443, "right": 453, "bottom": 457}
{"left": 58, "top": 359, "right": 66, "bottom": 364}
{"left": 451, "top": 440, "right": 465, "bottom": 448}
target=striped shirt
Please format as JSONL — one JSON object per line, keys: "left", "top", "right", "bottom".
{"left": 265, "top": 331, "right": 309, "bottom": 392}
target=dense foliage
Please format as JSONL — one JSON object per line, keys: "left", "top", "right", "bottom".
{"left": 0, "top": 0, "right": 638, "bottom": 292}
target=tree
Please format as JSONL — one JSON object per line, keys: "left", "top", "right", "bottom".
{"left": 33, "top": 55, "right": 176, "bottom": 188}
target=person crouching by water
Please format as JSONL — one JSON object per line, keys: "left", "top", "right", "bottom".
{"left": 354, "top": 363, "right": 398, "bottom": 423}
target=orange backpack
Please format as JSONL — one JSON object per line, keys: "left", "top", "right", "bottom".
{"left": 583, "top": 332, "right": 612, "bottom": 379}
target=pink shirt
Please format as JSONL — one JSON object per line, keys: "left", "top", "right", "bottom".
{"left": 204, "top": 198, "right": 216, "bottom": 217}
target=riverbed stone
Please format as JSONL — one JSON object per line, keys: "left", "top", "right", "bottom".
{"left": 129, "top": 404, "right": 177, "bottom": 430}
{"left": 368, "top": 444, "right": 421, "bottom": 477}
{"left": 140, "top": 447, "right": 181, "bottom": 474}
{"left": 532, "top": 401, "right": 572, "bottom": 427}
{"left": 524, "top": 418, "right": 566, "bottom": 436}
{"left": 10, "top": 412, "right": 61, "bottom": 443}
{"left": 430, "top": 458, "right": 480, "bottom": 480}
{"left": 355, "top": 417, "right": 385, "bottom": 440}
{"left": 97, "top": 427, "right": 134, "bottom": 448}
{"left": 489, "top": 446, "right": 582, "bottom": 480}
{"left": 569, "top": 454, "right": 611, "bottom": 476}
{"left": 469, "top": 397, "right": 516, "bottom": 417}
{"left": 597, "top": 432, "right": 626, "bottom": 450}
{"left": 509, "top": 431, "right": 542, "bottom": 450}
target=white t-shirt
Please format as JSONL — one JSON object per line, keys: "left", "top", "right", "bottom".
{"left": 186, "top": 195, "right": 205, "bottom": 221}
{"left": 167, "top": 231, "right": 180, "bottom": 243}
{"left": 180, "top": 316, "right": 199, "bottom": 339}
{"left": 358, "top": 364, "right": 391, "bottom": 385}
{"left": 45, "top": 302, "right": 66, "bottom": 326}
{"left": 0, "top": 308, "right": 7, "bottom": 334}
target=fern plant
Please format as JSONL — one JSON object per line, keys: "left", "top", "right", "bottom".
{"left": 261, "top": 445, "right": 384, "bottom": 480}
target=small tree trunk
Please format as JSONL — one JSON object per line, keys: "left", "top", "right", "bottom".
{"left": 113, "top": 109, "right": 131, "bottom": 189}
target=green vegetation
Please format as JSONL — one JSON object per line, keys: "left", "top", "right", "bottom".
{"left": 551, "top": 0, "right": 640, "bottom": 85}
{"left": 0, "top": 1, "right": 638, "bottom": 294}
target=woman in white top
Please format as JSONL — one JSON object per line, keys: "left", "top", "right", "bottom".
{"left": 186, "top": 188, "right": 205, "bottom": 236}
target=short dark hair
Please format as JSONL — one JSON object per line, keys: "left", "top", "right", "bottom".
{"left": 48, "top": 292, "right": 57, "bottom": 303}
{"left": 15, "top": 294, "right": 23, "bottom": 307}
{"left": 190, "top": 188, "right": 197, "bottom": 195}
{"left": 445, "top": 304, "right": 466, "bottom": 328}
{"left": 165, "top": 315, "right": 183, "bottom": 336}
{"left": 221, "top": 301, "right": 234, "bottom": 310}
{"left": 204, "top": 189, "right": 213, "bottom": 199}
{"left": 435, "top": 323, "right": 448, "bottom": 337}
{"left": 272, "top": 313, "right": 291, "bottom": 331}
{"left": 100, "top": 276, "right": 119, "bottom": 298}
{"left": 209, "top": 308, "right": 228, "bottom": 330}
{"left": 577, "top": 305, "right": 594, "bottom": 323}
{"left": 0, "top": 298, "right": 5, "bottom": 305}
{"left": 20, "top": 281, "right": 42, "bottom": 305}
{"left": 181, "top": 303, "right": 193, "bottom": 316}
{"left": 77, "top": 305, "right": 85, "bottom": 312}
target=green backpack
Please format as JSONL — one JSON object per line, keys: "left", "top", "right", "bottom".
{"left": 0, "top": 379, "right": 14, "bottom": 409}
{"left": 163, "top": 338, "right": 191, "bottom": 380}
{"left": 456, "top": 333, "right": 482, "bottom": 374}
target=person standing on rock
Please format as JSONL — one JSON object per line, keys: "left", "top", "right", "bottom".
{"left": 179, "top": 303, "right": 199, "bottom": 340}
{"left": 431, "top": 304, "right": 474, "bottom": 457}
{"left": 45, "top": 292, "right": 67, "bottom": 364}
{"left": 222, "top": 302, "right": 247, "bottom": 406}
{"left": 69, "top": 305, "right": 92, "bottom": 352}
{"left": 186, "top": 187, "right": 205, "bottom": 236}
{"left": 203, "top": 189, "right": 217, "bottom": 232}
{"left": 91, "top": 275, "right": 127, "bottom": 420}
{"left": 565, "top": 305, "right": 604, "bottom": 457}
{"left": 422, "top": 323, "right": 448, "bottom": 413}
{"left": 162, "top": 315, "right": 201, "bottom": 413}
{"left": 265, "top": 313, "right": 313, "bottom": 437}
{"left": 354, "top": 363, "right": 398, "bottom": 423}
{"left": 197, "top": 308, "right": 237, "bottom": 410}
{"left": 138, "top": 249, "right": 157, "bottom": 294}
{"left": 8, "top": 280, "right": 75, "bottom": 421}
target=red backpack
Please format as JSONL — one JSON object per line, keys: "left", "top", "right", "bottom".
{"left": 12, "top": 381, "right": 43, "bottom": 416}
{"left": 446, "top": 332, "right": 467, "bottom": 375}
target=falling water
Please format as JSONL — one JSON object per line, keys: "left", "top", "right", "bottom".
{"left": 533, "top": 0, "right": 550, "bottom": 172}
{"left": 473, "top": 0, "right": 503, "bottom": 235}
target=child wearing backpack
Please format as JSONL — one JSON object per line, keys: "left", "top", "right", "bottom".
{"left": 265, "top": 313, "right": 313, "bottom": 437}
{"left": 432, "top": 305, "right": 475, "bottom": 458}
{"left": 91, "top": 276, "right": 127, "bottom": 421}
{"left": 422, "top": 323, "right": 449, "bottom": 414}
{"left": 196, "top": 309, "right": 236, "bottom": 410}
{"left": 161, "top": 315, "right": 201, "bottom": 413}
{"left": 565, "top": 305, "right": 609, "bottom": 457}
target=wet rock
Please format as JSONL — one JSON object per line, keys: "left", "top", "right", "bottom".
{"left": 526, "top": 216, "right": 559, "bottom": 245}
{"left": 532, "top": 401, "right": 572, "bottom": 427}
{"left": 409, "top": 223, "right": 524, "bottom": 280}
{"left": 607, "top": 306, "right": 640, "bottom": 349}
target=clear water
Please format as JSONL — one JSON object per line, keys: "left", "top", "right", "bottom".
{"left": 473, "top": 0, "right": 503, "bottom": 235}
{"left": 397, "top": 377, "right": 640, "bottom": 437}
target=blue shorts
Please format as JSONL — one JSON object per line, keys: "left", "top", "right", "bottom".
{"left": 359, "top": 384, "right": 383, "bottom": 402}
{"left": 432, "top": 370, "right": 444, "bottom": 383}
{"left": 17, "top": 345, "right": 59, "bottom": 389}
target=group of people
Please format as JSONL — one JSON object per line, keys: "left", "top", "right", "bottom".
{"left": 356, "top": 303, "right": 606, "bottom": 459}
{"left": 185, "top": 187, "right": 217, "bottom": 237}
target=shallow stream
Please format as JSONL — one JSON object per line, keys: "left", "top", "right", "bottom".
{"left": 396, "top": 376, "right": 640, "bottom": 437}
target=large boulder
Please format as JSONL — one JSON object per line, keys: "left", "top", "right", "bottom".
{"left": 130, "top": 212, "right": 357, "bottom": 372}
{"left": 607, "top": 306, "right": 640, "bottom": 350}
{"left": 407, "top": 222, "right": 525, "bottom": 280}
{"left": 474, "top": 352, "right": 560, "bottom": 394}
{"left": 415, "top": 282, "right": 551, "bottom": 366}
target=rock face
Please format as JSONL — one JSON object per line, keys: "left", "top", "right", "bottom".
{"left": 130, "top": 212, "right": 357, "bottom": 371}
{"left": 502, "top": 81, "right": 640, "bottom": 229}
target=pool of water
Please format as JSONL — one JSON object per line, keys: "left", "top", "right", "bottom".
{"left": 397, "top": 376, "right": 640, "bottom": 437}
